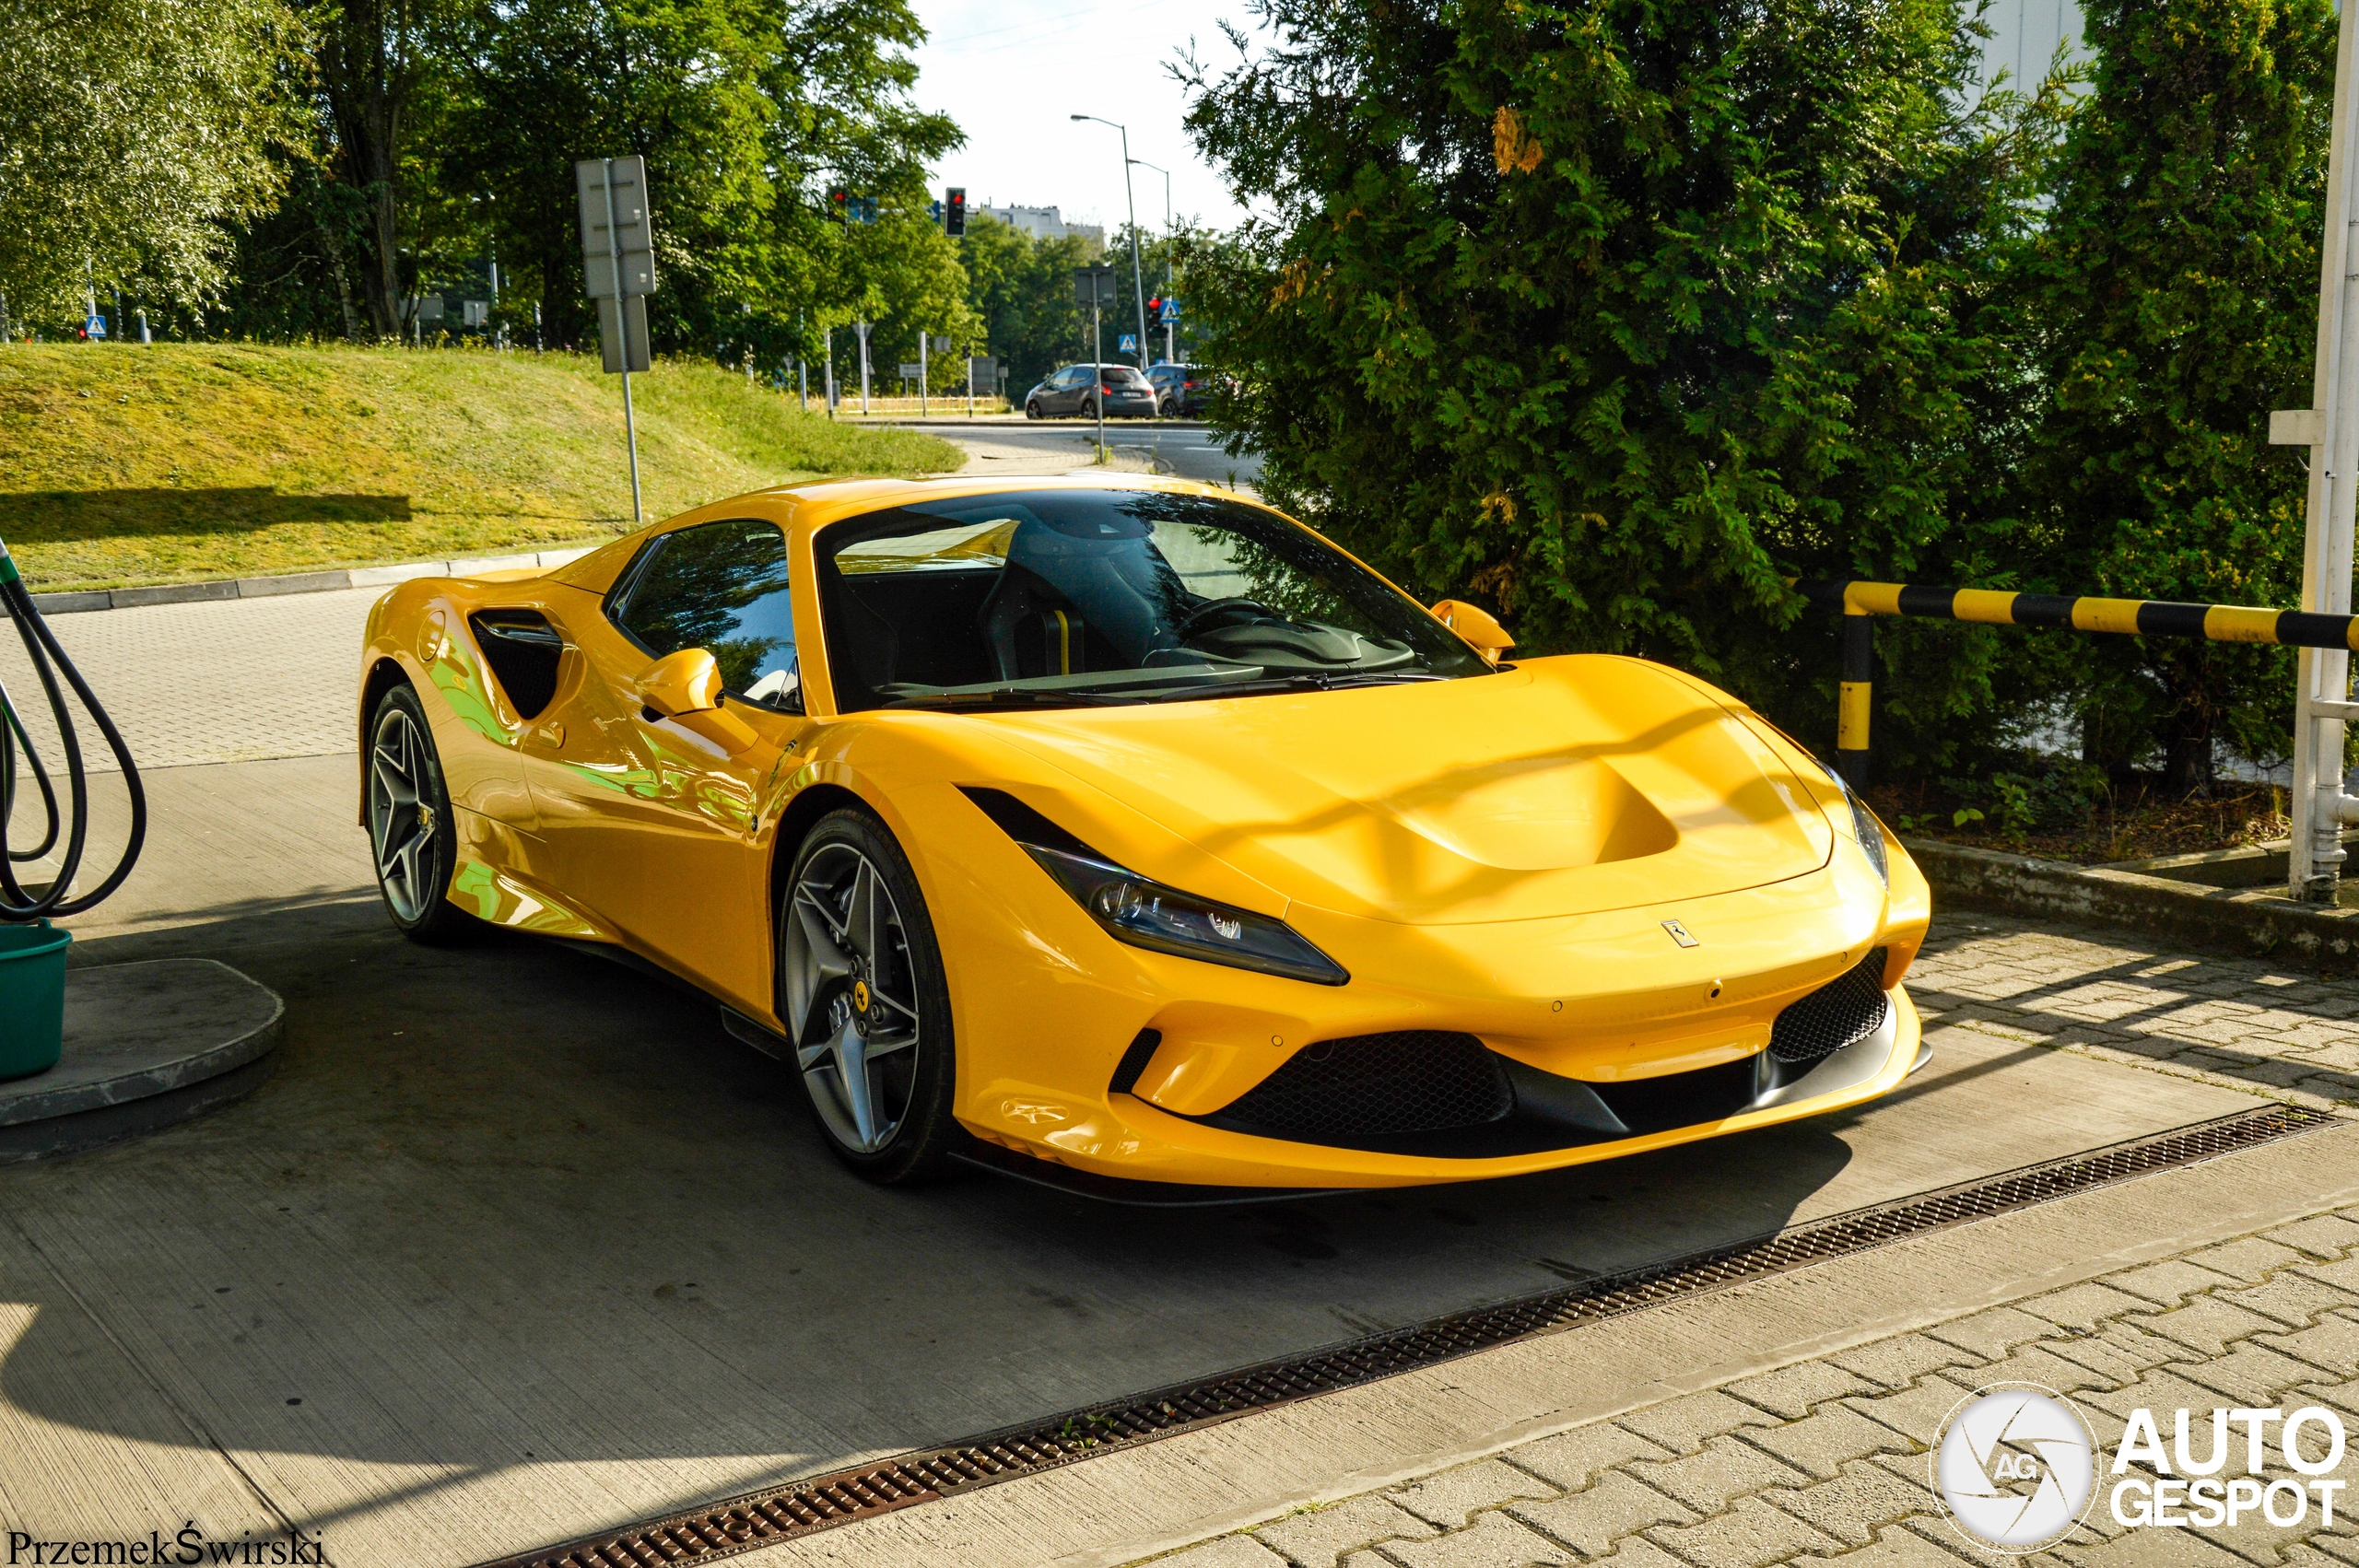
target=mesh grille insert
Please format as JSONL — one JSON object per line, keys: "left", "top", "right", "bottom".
{"left": 1216, "top": 1031, "right": 1512, "bottom": 1141}
{"left": 1770, "top": 948, "right": 1889, "bottom": 1066}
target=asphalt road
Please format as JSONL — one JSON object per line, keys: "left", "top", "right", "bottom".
{"left": 890, "top": 418, "right": 1265, "bottom": 488}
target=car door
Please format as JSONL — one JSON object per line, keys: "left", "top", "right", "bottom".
{"left": 1048, "top": 365, "right": 1083, "bottom": 415}
{"left": 520, "top": 517, "right": 809, "bottom": 1012}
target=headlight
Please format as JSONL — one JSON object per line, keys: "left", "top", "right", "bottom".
{"left": 1833, "top": 775, "right": 1889, "bottom": 887}
{"left": 1024, "top": 844, "right": 1350, "bottom": 986}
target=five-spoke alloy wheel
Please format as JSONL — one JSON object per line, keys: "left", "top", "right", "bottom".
{"left": 368, "top": 684, "right": 472, "bottom": 942}
{"left": 780, "top": 809, "right": 957, "bottom": 1181}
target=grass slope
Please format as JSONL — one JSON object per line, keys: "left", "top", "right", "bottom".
{"left": 0, "top": 344, "right": 964, "bottom": 591}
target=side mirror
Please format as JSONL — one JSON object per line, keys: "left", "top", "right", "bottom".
{"left": 636, "top": 647, "right": 723, "bottom": 719}
{"left": 1431, "top": 599, "right": 1515, "bottom": 665}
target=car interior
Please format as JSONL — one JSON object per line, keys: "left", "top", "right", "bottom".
{"left": 815, "top": 490, "right": 1485, "bottom": 710}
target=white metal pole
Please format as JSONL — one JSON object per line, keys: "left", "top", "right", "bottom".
{"left": 2290, "top": 0, "right": 2359, "bottom": 899}
{"left": 859, "top": 321, "right": 872, "bottom": 415}
{"left": 1120, "top": 129, "right": 1148, "bottom": 373}
{"left": 603, "top": 158, "right": 644, "bottom": 527}
{"left": 1093, "top": 295, "right": 1106, "bottom": 461}
{"left": 921, "top": 333, "right": 929, "bottom": 416}
{"left": 966, "top": 345, "right": 974, "bottom": 417}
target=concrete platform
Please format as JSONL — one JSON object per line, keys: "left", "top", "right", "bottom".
{"left": 0, "top": 959, "right": 282, "bottom": 1161}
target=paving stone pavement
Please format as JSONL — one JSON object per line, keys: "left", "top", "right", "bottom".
{"left": 1907, "top": 913, "right": 2359, "bottom": 1117}
{"left": 0, "top": 585, "right": 377, "bottom": 769}
{"left": 1126, "top": 919, "right": 2359, "bottom": 1568}
{"left": 1132, "top": 1205, "right": 2359, "bottom": 1567}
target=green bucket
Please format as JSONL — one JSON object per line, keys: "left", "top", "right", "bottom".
{"left": 0, "top": 920, "right": 70, "bottom": 1081}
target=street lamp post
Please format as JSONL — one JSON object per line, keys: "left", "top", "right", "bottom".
{"left": 1072, "top": 115, "right": 1152, "bottom": 375}
{"left": 1131, "top": 158, "right": 1174, "bottom": 365}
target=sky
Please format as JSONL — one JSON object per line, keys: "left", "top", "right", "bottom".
{"left": 906, "top": 0, "right": 1266, "bottom": 238}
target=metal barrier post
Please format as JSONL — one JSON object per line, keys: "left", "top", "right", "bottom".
{"left": 1838, "top": 606, "right": 1872, "bottom": 786}
{"left": 2285, "top": 0, "right": 2359, "bottom": 900}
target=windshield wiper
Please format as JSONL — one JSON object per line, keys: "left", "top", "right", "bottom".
{"left": 1139, "top": 671, "right": 1446, "bottom": 701}
{"left": 885, "top": 688, "right": 1143, "bottom": 710}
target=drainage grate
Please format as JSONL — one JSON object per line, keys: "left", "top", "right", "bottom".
{"left": 476, "top": 1104, "right": 2334, "bottom": 1568}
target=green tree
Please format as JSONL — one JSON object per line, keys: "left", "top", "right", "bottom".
{"left": 842, "top": 205, "right": 983, "bottom": 391}
{"left": 959, "top": 213, "right": 1097, "bottom": 392}
{"left": 442, "top": 0, "right": 962, "bottom": 357}
{"left": 1179, "top": 0, "right": 2051, "bottom": 765}
{"left": 0, "top": 0, "right": 302, "bottom": 322}
{"left": 2010, "top": 0, "right": 2333, "bottom": 791}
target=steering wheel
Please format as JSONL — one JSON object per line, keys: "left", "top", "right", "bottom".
{"left": 1175, "top": 597, "right": 1280, "bottom": 639}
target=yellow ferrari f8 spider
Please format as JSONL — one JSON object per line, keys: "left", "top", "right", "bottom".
{"left": 357, "top": 476, "right": 1929, "bottom": 1195}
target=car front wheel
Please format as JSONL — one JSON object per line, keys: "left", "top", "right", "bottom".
{"left": 1026, "top": 399, "right": 1042, "bottom": 420}
{"left": 779, "top": 809, "right": 959, "bottom": 1184}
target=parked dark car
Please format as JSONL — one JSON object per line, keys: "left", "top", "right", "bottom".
{"left": 1146, "top": 364, "right": 1211, "bottom": 417}
{"left": 1023, "top": 363, "right": 1158, "bottom": 420}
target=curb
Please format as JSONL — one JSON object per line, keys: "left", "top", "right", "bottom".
{"left": 28, "top": 544, "right": 600, "bottom": 616}
{"left": 1906, "top": 836, "right": 2359, "bottom": 968}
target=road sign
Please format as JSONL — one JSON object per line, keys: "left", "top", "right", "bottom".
{"left": 1157, "top": 297, "right": 1180, "bottom": 323}
{"left": 1118, "top": 333, "right": 1138, "bottom": 354}
{"left": 575, "top": 156, "right": 655, "bottom": 302}
{"left": 595, "top": 298, "right": 651, "bottom": 373}
{"left": 1074, "top": 264, "right": 1117, "bottom": 308}
{"left": 898, "top": 363, "right": 922, "bottom": 380}
{"left": 929, "top": 334, "right": 954, "bottom": 353}
{"left": 83, "top": 315, "right": 107, "bottom": 339}
{"left": 575, "top": 154, "right": 654, "bottom": 523}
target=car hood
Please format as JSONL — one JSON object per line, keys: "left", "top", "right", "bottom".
{"left": 980, "top": 654, "right": 1840, "bottom": 926}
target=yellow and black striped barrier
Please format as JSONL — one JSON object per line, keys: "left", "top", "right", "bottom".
{"left": 1796, "top": 579, "right": 2353, "bottom": 784}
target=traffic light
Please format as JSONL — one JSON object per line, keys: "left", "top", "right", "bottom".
{"left": 945, "top": 187, "right": 967, "bottom": 238}
{"left": 1145, "top": 295, "right": 1161, "bottom": 322}
{"left": 827, "top": 186, "right": 849, "bottom": 224}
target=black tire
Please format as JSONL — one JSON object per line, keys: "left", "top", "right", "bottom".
{"left": 1026, "top": 398, "right": 1042, "bottom": 420}
{"left": 1159, "top": 397, "right": 1177, "bottom": 418}
{"left": 1084, "top": 395, "right": 1101, "bottom": 420}
{"left": 365, "top": 683, "right": 475, "bottom": 944}
{"left": 777, "top": 808, "right": 958, "bottom": 1185}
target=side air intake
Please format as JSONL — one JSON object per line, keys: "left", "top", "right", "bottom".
{"left": 1768, "top": 948, "right": 1890, "bottom": 1067}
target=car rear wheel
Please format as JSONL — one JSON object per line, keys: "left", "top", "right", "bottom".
{"left": 1084, "top": 395, "right": 1101, "bottom": 419}
{"left": 366, "top": 684, "right": 475, "bottom": 944}
{"left": 779, "top": 809, "right": 958, "bottom": 1184}
{"left": 1159, "top": 396, "right": 1177, "bottom": 418}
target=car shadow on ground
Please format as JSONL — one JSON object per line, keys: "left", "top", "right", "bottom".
{"left": 1, "top": 905, "right": 1874, "bottom": 1487}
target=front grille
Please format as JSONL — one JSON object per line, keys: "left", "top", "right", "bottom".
{"left": 1769, "top": 948, "right": 1890, "bottom": 1066}
{"left": 1217, "top": 1031, "right": 1511, "bottom": 1141}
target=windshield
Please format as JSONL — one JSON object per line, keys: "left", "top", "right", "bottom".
{"left": 815, "top": 488, "right": 1492, "bottom": 712}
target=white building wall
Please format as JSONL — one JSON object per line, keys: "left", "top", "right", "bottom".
{"left": 977, "top": 205, "right": 1105, "bottom": 247}
{"left": 1977, "top": 0, "right": 2082, "bottom": 89}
